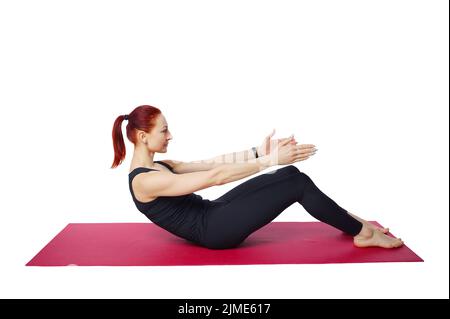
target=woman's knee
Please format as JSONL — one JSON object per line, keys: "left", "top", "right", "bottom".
{"left": 279, "top": 165, "right": 301, "bottom": 175}
{"left": 282, "top": 166, "right": 314, "bottom": 187}
{"left": 284, "top": 165, "right": 313, "bottom": 182}
{"left": 270, "top": 165, "right": 312, "bottom": 186}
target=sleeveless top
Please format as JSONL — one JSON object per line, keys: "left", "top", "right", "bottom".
{"left": 128, "top": 161, "right": 211, "bottom": 244}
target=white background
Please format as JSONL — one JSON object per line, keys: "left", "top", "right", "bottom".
{"left": 0, "top": 0, "right": 448, "bottom": 299}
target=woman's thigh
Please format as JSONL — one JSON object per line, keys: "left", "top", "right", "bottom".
{"left": 200, "top": 165, "right": 307, "bottom": 249}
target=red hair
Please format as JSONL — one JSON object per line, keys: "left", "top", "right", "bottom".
{"left": 111, "top": 105, "right": 162, "bottom": 168}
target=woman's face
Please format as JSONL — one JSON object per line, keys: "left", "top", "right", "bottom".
{"left": 149, "top": 114, "right": 172, "bottom": 152}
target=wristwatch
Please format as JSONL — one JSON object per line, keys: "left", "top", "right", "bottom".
{"left": 251, "top": 146, "right": 259, "bottom": 158}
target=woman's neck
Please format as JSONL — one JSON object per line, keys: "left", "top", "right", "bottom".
{"left": 131, "top": 146, "right": 156, "bottom": 169}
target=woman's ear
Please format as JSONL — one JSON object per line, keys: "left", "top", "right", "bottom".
{"left": 138, "top": 131, "right": 147, "bottom": 144}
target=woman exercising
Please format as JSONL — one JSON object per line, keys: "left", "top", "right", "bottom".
{"left": 111, "top": 105, "right": 404, "bottom": 249}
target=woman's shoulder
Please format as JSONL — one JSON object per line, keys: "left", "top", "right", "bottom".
{"left": 154, "top": 160, "right": 176, "bottom": 172}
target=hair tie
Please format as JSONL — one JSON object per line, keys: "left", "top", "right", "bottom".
{"left": 124, "top": 114, "right": 129, "bottom": 121}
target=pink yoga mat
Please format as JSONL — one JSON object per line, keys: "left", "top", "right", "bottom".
{"left": 26, "top": 222, "right": 423, "bottom": 266}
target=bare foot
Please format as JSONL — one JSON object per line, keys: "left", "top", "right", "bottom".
{"left": 354, "top": 228, "right": 404, "bottom": 248}
{"left": 347, "top": 211, "right": 389, "bottom": 234}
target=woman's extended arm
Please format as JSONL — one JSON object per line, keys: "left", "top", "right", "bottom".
{"left": 169, "top": 137, "right": 313, "bottom": 175}
{"left": 166, "top": 147, "right": 258, "bottom": 174}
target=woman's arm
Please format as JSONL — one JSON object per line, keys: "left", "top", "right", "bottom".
{"left": 164, "top": 147, "right": 258, "bottom": 174}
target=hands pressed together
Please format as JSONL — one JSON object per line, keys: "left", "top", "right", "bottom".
{"left": 257, "top": 128, "right": 317, "bottom": 166}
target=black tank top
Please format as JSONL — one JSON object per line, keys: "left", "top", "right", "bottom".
{"left": 128, "top": 161, "right": 211, "bottom": 244}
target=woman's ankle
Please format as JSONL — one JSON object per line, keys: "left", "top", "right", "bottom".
{"left": 354, "top": 223, "right": 373, "bottom": 238}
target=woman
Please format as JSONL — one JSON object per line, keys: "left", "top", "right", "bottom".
{"left": 111, "top": 105, "right": 404, "bottom": 249}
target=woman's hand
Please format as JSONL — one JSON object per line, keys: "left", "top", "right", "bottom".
{"left": 270, "top": 137, "right": 317, "bottom": 166}
{"left": 257, "top": 128, "right": 298, "bottom": 157}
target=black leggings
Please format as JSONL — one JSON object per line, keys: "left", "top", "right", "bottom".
{"left": 199, "top": 165, "right": 363, "bottom": 249}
